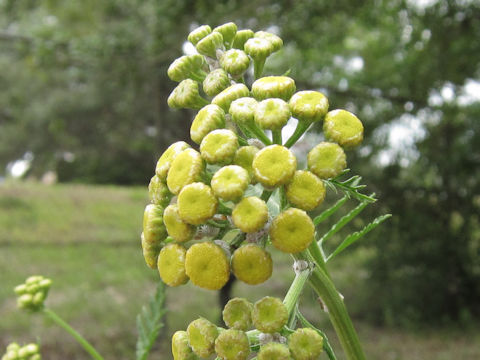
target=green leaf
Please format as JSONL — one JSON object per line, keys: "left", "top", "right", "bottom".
{"left": 327, "top": 214, "right": 392, "bottom": 262}
{"left": 313, "top": 196, "right": 348, "bottom": 226}
{"left": 136, "top": 281, "right": 167, "bottom": 360}
{"left": 324, "top": 170, "right": 376, "bottom": 203}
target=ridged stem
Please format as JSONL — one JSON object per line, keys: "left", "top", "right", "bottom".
{"left": 284, "top": 121, "right": 311, "bottom": 148}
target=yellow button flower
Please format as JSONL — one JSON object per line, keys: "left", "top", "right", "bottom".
{"left": 163, "top": 204, "right": 195, "bottom": 243}
{"left": 200, "top": 129, "right": 239, "bottom": 165}
{"left": 155, "top": 141, "right": 190, "bottom": 181}
{"left": 269, "top": 208, "right": 314, "bottom": 253}
{"left": 167, "top": 148, "right": 204, "bottom": 195}
{"left": 285, "top": 170, "right": 326, "bottom": 211}
{"left": 222, "top": 298, "right": 253, "bottom": 331}
{"left": 211, "top": 165, "right": 250, "bottom": 202}
{"left": 288, "top": 328, "right": 324, "bottom": 360}
{"left": 254, "top": 98, "right": 291, "bottom": 130}
{"left": 178, "top": 183, "right": 218, "bottom": 225}
{"left": 229, "top": 97, "right": 258, "bottom": 126}
{"left": 167, "top": 79, "right": 209, "bottom": 110}
{"left": 252, "top": 296, "right": 288, "bottom": 333}
{"left": 142, "top": 204, "right": 167, "bottom": 245}
{"left": 171, "top": 330, "right": 199, "bottom": 360}
{"left": 157, "top": 243, "right": 189, "bottom": 287}
{"left": 141, "top": 232, "right": 161, "bottom": 269}
{"left": 307, "top": 142, "right": 346, "bottom": 179}
{"left": 214, "top": 329, "right": 250, "bottom": 360}
{"left": 251, "top": 76, "right": 296, "bottom": 101}
{"left": 233, "top": 145, "right": 259, "bottom": 180}
{"left": 190, "top": 104, "right": 225, "bottom": 144}
{"left": 212, "top": 84, "right": 250, "bottom": 112}
{"left": 323, "top": 109, "right": 364, "bottom": 149}
{"left": 258, "top": 343, "right": 291, "bottom": 360}
{"left": 232, "top": 196, "right": 268, "bottom": 233}
{"left": 167, "top": 54, "right": 207, "bottom": 82}
{"left": 289, "top": 90, "right": 329, "bottom": 123}
{"left": 252, "top": 145, "right": 297, "bottom": 188}
{"left": 232, "top": 244, "right": 272, "bottom": 285}
{"left": 187, "top": 318, "right": 219, "bottom": 358}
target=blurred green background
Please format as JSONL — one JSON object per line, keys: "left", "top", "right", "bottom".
{"left": 1, "top": 0, "right": 479, "bottom": 359}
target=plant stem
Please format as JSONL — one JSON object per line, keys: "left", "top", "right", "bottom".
{"left": 272, "top": 129, "right": 282, "bottom": 145}
{"left": 284, "top": 121, "right": 311, "bottom": 148}
{"left": 253, "top": 58, "right": 266, "bottom": 79}
{"left": 283, "top": 269, "right": 310, "bottom": 315}
{"left": 43, "top": 308, "right": 104, "bottom": 360}
{"left": 245, "top": 123, "right": 272, "bottom": 145}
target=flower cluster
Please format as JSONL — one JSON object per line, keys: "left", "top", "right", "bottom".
{"left": 1, "top": 343, "right": 41, "bottom": 360}
{"left": 14, "top": 276, "right": 52, "bottom": 312}
{"left": 141, "top": 22, "right": 364, "bottom": 292}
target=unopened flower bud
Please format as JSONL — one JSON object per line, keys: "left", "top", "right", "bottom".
{"left": 149, "top": 175, "right": 172, "bottom": 206}
{"left": 168, "top": 79, "right": 209, "bottom": 110}
{"left": 200, "top": 129, "right": 239, "bottom": 165}
{"left": 232, "top": 29, "right": 254, "bottom": 49}
{"left": 167, "top": 148, "right": 205, "bottom": 195}
{"left": 187, "top": 318, "right": 219, "bottom": 358}
{"left": 289, "top": 91, "right": 329, "bottom": 123}
{"left": 214, "top": 329, "right": 250, "bottom": 360}
{"left": 323, "top": 109, "right": 364, "bottom": 149}
{"left": 233, "top": 145, "right": 259, "bottom": 180}
{"left": 143, "top": 204, "right": 167, "bottom": 245}
{"left": 163, "top": 204, "right": 195, "bottom": 243}
{"left": 252, "top": 145, "right": 297, "bottom": 188}
{"left": 254, "top": 98, "right": 291, "bottom": 130}
{"left": 254, "top": 31, "right": 283, "bottom": 52}
{"left": 285, "top": 170, "right": 326, "bottom": 211}
{"left": 244, "top": 38, "right": 274, "bottom": 61}
{"left": 232, "top": 196, "right": 268, "bottom": 233}
{"left": 171, "top": 330, "right": 199, "bottom": 360}
{"left": 177, "top": 183, "right": 218, "bottom": 225}
{"left": 196, "top": 32, "right": 224, "bottom": 58}
{"left": 252, "top": 297, "right": 288, "bottom": 334}
{"left": 258, "top": 342, "right": 291, "bottom": 360}
{"left": 270, "top": 208, "right": 314, "bottom": 253}
{"left": 15, "top": 276, "right": 52, "bottom": 312}
{"left": 232, "top": 244, "right": 272, "bottom": 285}
{"left": 157, "top": 243, "right": 189, "bottom": 287}
{"left": 212, "top": 84, "right": 250, "bottom": 112}
{"left": 220, "top": 49, "right": 250, "bottom": 77}
{"left": 155, "top": 141, "right": 191, "bottom": 181}
{"left": 229, "top": 97, "right": 257, "bottom": 126}
{"left": 307, "top": 142, "right": 346, "bottom": 179}
{"left": 167, "top": 55, "right": 207, "bottom": 82}
{"left": 190, "top": 104, "right": 226, "bottom": 144}
{"left": 188, "top": 25, "right": 212, "bottom": 46}
{"left": 288, "top": 328, "right": 323, "bottom": 360}
{"left": 211, "top": 165, "right": 249, "bottom": 201}
{"left": 222, "top": 298, "right": 253, "bottom": 331}
{"left": 213, "top": 22, "right": 238, "bottom": 48}
{"left": 252, "top": 76, "right": 296, "bottom": 101}
{"left": 203, "top": 69, "right": 231, "bottom": 97}
{"left": 141, "top": 232, "right": 161, "bottom": 269}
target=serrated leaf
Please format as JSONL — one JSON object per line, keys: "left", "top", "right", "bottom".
{"left": 313, "top": 196, "right": 348, "bottom": 226}
{"left": 136, "top": 281, "right": 167, "bottom": 360}
{"left": 327, "top": 214, "right": 392, "bottom": 261}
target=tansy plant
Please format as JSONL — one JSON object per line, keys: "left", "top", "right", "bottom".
{"left": 142, "top": 22, "right": 391, "bottom": 360}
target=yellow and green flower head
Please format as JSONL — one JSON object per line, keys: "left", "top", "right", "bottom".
{"left": 214, "top": 329, "right": 250, "bottom": 360}
{"left": 213, "top": 22, "right": 238, "bottom": 47}
{"left": 232, "top": 196, "right": 268, "bottom": 233}
{"left": 190, "top": 104, "right": 226, "bottom": 144}
{"left": 254, "top": 98, "right": 291, "bottom": 130}
{"left": 167, "top": 79, "right": 209, "bottom": 110}
{"left": 233, "top": 145, "right": 259, "bottom": 180}
{"left": 172, "top": 330, "right": 199, "bottom": 360}
{"left": 157, "top": 243, "right": 189, "bottom": 287}
{"left": 167, "top": 55, "right": 207, "bottom": 83}
{"left": 14, "top": 276, "right": 52, "bottom": 312}
{"left": 167, "top": 148, "right": 205, "bottom": 195}
{"left": 232, "top": 244, "right": 273, "bottom": 285}
{"left": 269, "top": 208, "right": 315, "bottom": 253}
{"left": 220, "top": 49, "right": 250, "bottom": 77}
{"left": 285, "top": 170, "right": 326, "bottom": 211}
{"left": 229, "top": 97, "right": 257, "bottom": 126}
{"left": 196, "top": 32, "right": 224, "bottom": 58}
{"left": 252, "top": 296, "right": 288, "bottom": 333}
{"left": 232, "top": 29, "right": 254, "bottom": 49}
{"left": 255, "top": 31, "right": 283, "bottom": 52}
{"left": 141, "top": 232, "right": 162, "bottom": 269}
{"left": 244, "top": 37, "right": 274, "bottom": 61}
{"left": 155, "top": 141, "right": 191, "bottom": 180}
{"left": 163, "top": 204, "right": 195, "bottom": 243}
{"left": 143, "top": 204, "right": 167, "bottom": 245}
{"left": 323, "top": 109, "right": 364, "bottom": 149}
{"left": 177, "top": 183, "right": 218, "bottom": 225}
{"left": 251, "top": 76, "right": 296, "bottom": 101}
{"left": 203, "top": 69, "right": 231, "bottom": 97}
{"left": 2, "top": 343, "right": 42, "bottom": 360}
{"left": 200, "top": 129, "right": 239, "bottom": 164}
{"left": 307, "top": 142, "right": 346, "bottom": 179}
{"left": 252, "top": 145, "right": 297, "bottom": 188}
{"left": 187, "top": 318, "right": 219, "bottom": 358}
{"left": 148, "top": 175, "right": 171, "bottom": 207}
{"left": 289, "top": 90, "right": 329, "bottom": 123}
{"left": 188, "top": 25, "right": 212, "bottom": 46}
{"left": 258, "top": 343, "right": 292, "bottom": 360}
{"left": 212, "top": 83, "right": 250, "bottom": 112}
{"left": 288, "top": 328, "right": 324, "bottom": 360}
{"left": 211, "top": 165, "right": 250, "bottom": 202}
{"left": 185, "top": 242, "right": 230, "bottom": 290}
{"left": 223, "top": 297, "right": 253, "bottom": 331}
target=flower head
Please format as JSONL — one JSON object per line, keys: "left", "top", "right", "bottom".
{"left": 232, "top": 244, "right": 273, "bottom": 285}
{"left": 163, "top": 204, "right": 195, "bottom": 243}
{"left": 307, "top": 142, "right": 346, "bottom": 179}
{"left": 254, "top": 98, "right": 291, "bottom": 130}
{"left": 252, "top": 76, "right": 296, "bottom": 101}
{"left": 252, "top": 296, "right": 288, "bottom": 333}
{"left": 167, "top": 148, "right": 205, "bottom": 195}
{"left": 289, "top": 90, "right": 329, "bottom": 123}
{"left": 213, "top": 22, "right": 238, "bottom": 48}
{"left": 232, "top": 29, "right": 254, "bottom": 49}
{"left": 323, "top": 109, "right": 364, "bottom": 149}
{"left": 252, "top": 145, "right": 297, "bottom": 188}
{"left": 190, "top": 104, "right": 226, "bottom": 144}
{"left": 220, "top": 49, "right": 250, "bottom": 77}
{"left": 187, "top": 318, "right": 219, "bottom": 358}
{"left": 148, "top": 175, "right": 171, "bottom": 207}
{"left": 285, "top": 170, "right": 326, "bottom": 211}
{"left": 232, "top": 196, "right": 268, "bottom": 233}
{"left": 158, "top": 243, "right": 189, "bottom": 287}
{"left": 15, "top": 276, "right": 52, "bottom": 312}
{"left": 257, "top": 342, "right": 291, "bottom": 360}
{"left": 222, "top": 298, "right": 253, "bottom": 331}
{"left": 269, "top": 208, "right": 314, "bottom": 253}
{"left": 254, "top": 31, "right": 283, "bottom": 52}
{"left": 196, "top": 32, "right": 224, "bottom": 58}
{"left": 188, "top": 25, "right": 212, "bottom": 46}
{"left": 211, "top": 165, "right": 250, "bottom": 202}
{"left": 143, "top": 204, "right": 167, "bottom": 245}
{"left": 214, "top": 329, "right": 250, "bottom": 360}
{"left": 177, "top": 183, "right": 218, "bottom": 225}
{"left": 203, "top": 69, "right": 231, "bottom": 97}
{"left": 212, "top": 84, "right": 250, "bottom": 112}
{"left": 288, "top": 328, "right": 323, "bottom": 360}
{"left": 233, "top": 145, "right": 259, "bottom": 180}
{"left": 200, "top": 129, "right": 239, "bottom": 165}
{"left": 171, "top": 330, "right": 199, "bottom": 360}
{"left": 155, "top": 141, "right": 190, "bottom": 181}
{"left": 167, "top": 55, "right": 207, "bottom": 82}
{"left": 168, "top": 79, "right": 209, "bottom": 110}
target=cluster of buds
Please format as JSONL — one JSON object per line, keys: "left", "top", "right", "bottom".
{"left": 14, "top": 276, "right": 52, "bottom": 312}
{"left": 141, "top": 22, "right": 364, "bottom": 291}
{"left": 1, "top": 343, "right": 41, "bottom": 360}
{"left": 171, "top": 296, "right": 323, "bottom": 360}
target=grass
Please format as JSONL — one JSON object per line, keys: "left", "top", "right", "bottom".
{"left": 1, "top": 181, "right": 479, "bottom": 359}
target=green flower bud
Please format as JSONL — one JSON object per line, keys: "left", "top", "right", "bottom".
{"left": 143, "top": 204, "right": 167, "bottom": 245}
{"left": 307, "top": 142, "right": 346, "bottom": 179}
{"left": 232, "top": 196, "right": 268, "bottom": 233}
{"left": 251, "top": 76, "right": 296, "bottom": 101}
{"left": 233, "top": 145, "right": 259, "bottom": 180}
{"left": 220, "top": 49, "right": 250, "bottom": 77}
{"left": 14, "top": 284, "right": 27, "bottom": 295}
{"left": 285, "top": 170, "right": 326, "bottom": 211}
{"left": 172, "top": 330, "right": 199, "bottom": 360}
{"left": 200, "top": 129, "right": 239, "bottom": 165}
{"left": 252, "top": 145, "right": 297, "bottom": 188}
{"left": 149, "top": 175, "right": 171, "bottom": 206}
{"left": 187, "top": 318, "right": 219, "bottom": 358}
{"left": 185, "top": 242, "right": 230, "bottom": 290}
{"left": 167, "top": 55, "right": 207, "bottom": 82}
{"left": 229, "top": 97, "right": 257, "bottom": 126}
{"left": 214, "top": 329, "right": 250, "bottom": 360}
{"left": 255, "top": 31, "right": 283, "bottom": 52}
{"left": 254, "top": 98, "right": 291, "bottom": 130}
{"left": 15, "top": 276, "right": 52, "bottom": 312}
{"left": 232, "top": 244, "right": 272, "bottom": 285}
{"left": 222, "top": 298, "right": 253, "bottom": 331}
{"left": 253, "top": 296, "right": 288, "bottom": 333}
{"left": 289, "top": 91, "right": 329, "bottom": 123}
{"left": 196, "top": 32, "right": 224, "bottom": 58}
{"left": 158, "top": 243, "right": 189, "bottom": 287}
{"left": 203, "top": 69, "right": 231, "bottom": 97}
{"left": 163, "top": 204, "right": 195, "bottom": 243}
{"left": 178, "top": 183, "right": 218, "bottom": 225}
{"left": 323, "top": 109, "right": 364, "bottom": 149}
{"left": 168, "top": 79, "right": 209, "bottom": 110}
{"left": 258, "top": 342, "right": 292, "bottom": 360}
{"left": 244, "top": 37, "right": 274, "bottom": 60}
{"left": 167, "top": 148, "right": 205, "bottom": 195}
{"left": 191, "top": 104, "right": 226, "bottom": 144}
{"left": 288, "top": 328, "right": 323, "bottom": 360}
{"left": 188, "top": 25, "right": 212, "bottom": 46}
{"left": 214, "top": 22, "right": 238, "bottom": 47}
{"left": 270, "top": 208, "right": 314, "bottom": 253}
{"left": 141, "top": 232, "right": 161, "bottom": 269}
{"left": 211, "top": 165, "right": 249, "bottom": 202}
{"left": 17, "top": 293, "right": 34, "bottom": 309}
{"left": 212, "top": 83, "right": 250, "bottom": 112}
{"left": 155, "top": 141, "right": 191, "bottom": 181}
{"left": 232, "top": 30, "right": 254, "bottom": 49}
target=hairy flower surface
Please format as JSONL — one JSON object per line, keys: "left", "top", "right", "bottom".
{"left": 252, "top": 145, "right": 296, "bottom": 188}
{"left": 289, "top": 90, "right": 329, "bottom": 123}
{"left": 190, "top": 104, "right": 226, "bottom": 144}
{"left": 270, "top": 208, "right": 314, "bottom": 253}
{"left": 211, "top": 165, "right": 249, "bottom": 202}
{"left": 323, "top": 109, "right": 364, "bottom": 149}
{"left": 307, "top": 142, "right": 347, "bottom": 179}
{"left": 285, "top": 170, "right": 326, "bottom": 211}
{"left": 155, "top": 141, "right": 190, "bottom": 180}
{"left": 232, "top": 196, "right": 268, "bottom": 233}
{"left": 203, "top": 69, "right": 231, "bottom": 97}
{"left": 222, "top": 298, "right": 253, "bottom": 331}
{"left": 288, "top": 328, "right": 323, "bottom": 360}
{"left": 167, "top": 148, "right": 204, "bottom": 195}
{"left": 177, "top": 183, "right": 218, "bottom": 225}
{"left": 251, "top": 76, "right": 296, "bottom": 101}
{"left": 157, "top": 243, "right": 189, "bottom": 287}
{"left": 187, "top": 318, "right": 219, "bottom": 358}
{"left": 252, "top": 296, "right": 288, "bottom": 333}
{"left": 214, "top": 329, "right": 250, "bottom": 360}
{"left": 232, "top": 244, "right": 272, "bottom": 285}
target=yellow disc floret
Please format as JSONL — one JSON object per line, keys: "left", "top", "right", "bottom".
{"left": 187, "top": 318, "right": 219, "bottom": 358}
{"left": 285, "top": 170, "right": 326, "bottom": 211}
{"left": 157, "top": 243, "right": 189, "bottom": 287}
{"left": 323, "top": 109, "right": 364, "bottom": 149}
{"left": 222, "top": 298, "right": 253, "bottom": 331}
{"left": 214, "top": 329, "right": 250, "bottom": 360}
{"left": 251, "top": 76, "right": 296, "bottom": 101}
{"left": 155, "top": 141, "right": 191, "bottom": 180}
{"left": 172, "top": 330, "right": 199, "bottom": 360}
{"left": 289, "top": 90, "right": 329, "bottom": 123}
{"left": 252, "top": 296, "right": 288, "bottom": 333}
{"left": 232, "top": 244, "right": 273, "bottom": 285}
{"left": 185, "top": 242, "right": 230, "bottom": 290}
{"left": 254, "top": 98, "right": 291, "bottom": 130}
{"left": 252, "top": 145, "right": 297, "bottom": 188}
{"left": 200, "top": 129, "right": 239, "bottom": 165}
{"left": 288, "top": 328, "right": 324, "bottom": 360}
{"left": 211, "top": 165, "right": 250, "bottom": 202}
{"left": 270, "top": 208, "right": 314, "bottom": 253}
{"left": 307, "top": 142, "right": 346, "bottom": 179}
{"left": 232, "top": 196, "right": 268, "bottom": 233}
{"left": 167, "top": 148, "right": 205, "bottom": 195}
{"left": 190, "top": 104, "right": 226, "bottom": 144}
{"left": 143, "top": 204, "right": 167, "bottom": 245}
{"left": 177, "top": 183, "right": 218, "bottom": 225}
{"left": 163, "top": 204, "right": 195, "bottom": 242}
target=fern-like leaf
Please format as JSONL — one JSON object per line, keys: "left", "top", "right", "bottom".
{"left": 313, "top": 196, "right": 348, "bottom": 226}
{"left": 136, "top": 281, "right": 167, "bottom": 360}
{"left": 324, "top": 169, "right": 376, "bottom": 203}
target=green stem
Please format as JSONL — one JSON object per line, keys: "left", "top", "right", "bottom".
{"left": 253, "top": 57, "right": 266, "bottom": 79}
{"left": 217, "top": 201, "right": 232, "bottom": 215}
{"left": 284, "top": 121, "right": 311, "bottom": 148}
{"left": 245, "top": 123, "right": 272, "bottom": 145}
{"left": 260, "top": 189, "right": 273, "bottom": 202}
{"left": 308, "top": 240, "right": 329, "bottom": 277}
{"left": 43, "top": 308, "right": 104, "bottom": 360}
{"left": 283, "top": 269, "right": 310, "bottom": 315}
{"left": 272, "top": 129, "right": 282, "bottom": 145}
